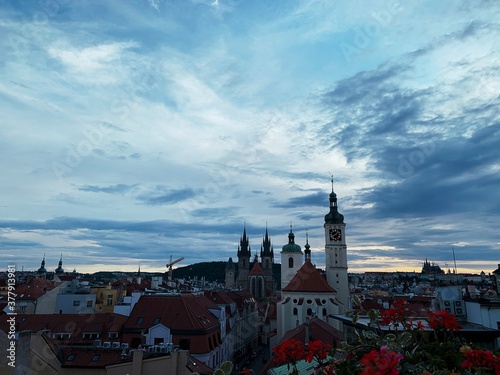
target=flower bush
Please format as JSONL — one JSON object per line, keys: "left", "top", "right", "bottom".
{"left": 271, "top": 299, "right": 500, "bottom": 375}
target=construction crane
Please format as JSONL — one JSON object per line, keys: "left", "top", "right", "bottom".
{"left": 166, "top": 255, "right": 184, "bottom": 283}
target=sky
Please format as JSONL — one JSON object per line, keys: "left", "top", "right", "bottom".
{"left": 0, "top": 0, "right": 499, "bottom": 275}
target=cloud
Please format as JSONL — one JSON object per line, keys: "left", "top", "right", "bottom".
{"left": 136, "top": 187, "right": 197, "bottom": 205}
{"left": 78, "top": 184, "right": 137, "bottom": 194}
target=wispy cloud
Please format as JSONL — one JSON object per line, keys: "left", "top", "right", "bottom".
{"left": 0, "top": 0, "right": 498, "bottom": 273}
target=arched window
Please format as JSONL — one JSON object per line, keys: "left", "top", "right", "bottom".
{"left": 288, "top": 257, "right": 294, "bottom": 268}
{"left": 307, "top": 308, "right": 312, "bottom": 316}
{"left": 293, "top": 308, "right": 298, "bottom": 315}
{"left": 265, "top": 259, "right": 270, "bottom": 269}
{"left": 323, "top": 308, "right": 327, "bottom": 316}
{"left": 258, "top": 277, "right": 263, "bottom": 299}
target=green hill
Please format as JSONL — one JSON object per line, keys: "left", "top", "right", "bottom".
{"left": 172, "top": 261, "right": 282, "bottom": 287}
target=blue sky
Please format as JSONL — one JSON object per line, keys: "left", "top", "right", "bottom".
{"left": 0, "top": 0, "right": 499, "bottom": 274}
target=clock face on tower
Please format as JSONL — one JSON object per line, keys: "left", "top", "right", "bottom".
{"left": 329, "top": 229, "right": 342, "bottom": 242}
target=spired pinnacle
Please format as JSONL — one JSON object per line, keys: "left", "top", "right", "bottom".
{"left": 325, "top": 178, "right": 344, "bottom": 224}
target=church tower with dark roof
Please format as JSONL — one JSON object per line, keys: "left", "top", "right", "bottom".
{"left": 260, "top": 225, "right": 274, "bottom": 292}
{"left": 324, "top": 180, "right": 349, "bottom": 313}
{"left": 236, "top": 226, "right": 251, "bottom": 289}
{"left": 55, "top": 254, "right": 64, "bottom": 275}
{"left": 37, "top": 254, "right": 47, "bottom": 278}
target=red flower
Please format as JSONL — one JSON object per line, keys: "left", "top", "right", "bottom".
{"left": 272, "top": 339, "right": 305, "bottom": 365}
{"left": 360, "top": 346, "right": 404, "bottom": 375}
{"left": 381, "top": 300, "right": 407, "bottom": 327}
{"left": 461, "top": 348, "right": 500, "bottom": 372}
{"left": 428, "top": 310, "right": 461, "bottom": 332}
{"left": 405, "top": 318, "right": 425, "bottom": 331}
{"left": 306, "top": 340, "right": 332, "bottom": 362}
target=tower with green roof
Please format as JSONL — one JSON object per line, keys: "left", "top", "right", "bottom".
{"left": 280, "top": 224, "right": 303, "bottom": 289}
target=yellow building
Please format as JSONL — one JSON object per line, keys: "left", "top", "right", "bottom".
{"left": 92, "top": 284, "right": 124, "bottom": 314}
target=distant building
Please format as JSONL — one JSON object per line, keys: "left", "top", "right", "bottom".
{"left": 422, "top": 258, "right": 444, "bottom": 275}
{"left": 55, "top": 279, "right": 96, "bottom": 314}
{"left": 226, "top": 226, "right": 275, "bottom": 297}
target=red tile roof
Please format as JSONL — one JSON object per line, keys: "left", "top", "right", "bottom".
{"left": 124, "top": 294, "right": 222, "bottom": 354}
{"left": 15, "top": 278, "right": 56, "bottom": 300}
{"left": 0, "top": 313, "right": 127, "bottom": 344}
{"left": 282, "top": 261, "right": 336, "bottom": 293}
{"left": 187, "top": 355, "right": 214, "bottom": 375}
{"left": 279, "top": 317, "right": 343, "bottom": 347}
{"left": 249, "top": 260, "right": 264, "bottom": 275}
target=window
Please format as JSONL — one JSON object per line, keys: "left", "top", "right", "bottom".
{"left": 107, "top": 294, "right": 113, "bottom": 306}
{"left": 67, "top": 354, "right": 76, "bottom": 362}
{"left": 307, "top": 308, "right": 312, "bottom": 316}
{"left": 288, "top": 257, "right": 294, "bottom": 268}
{"left": 91, "top": 354, "right": 100, "bottom": 362}
{"left": 153, "top": 317, "right": 161, "bottom": 325}
{"left": 293, "top": 308, "right": 298, "bottom": 315}
{"left": 109, "top": 332, "right": 118, "bottom": 339}
{"left": 136, "top": 317, "right": 144, "bottom": 325}
{"left": 179, "top": 339, "right": 190, "bottom": 350}
{"left": 87, "top": 300, "right": 93, "bottom": 307}
{"left": 73, "top": 300, "right": 80, "bottom": 306}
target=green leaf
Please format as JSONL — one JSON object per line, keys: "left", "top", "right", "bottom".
{"left": 352, "top": 314, "right": 359, "bottom": 325}
{"left": 214, "top": 369, "right": 225, "bottom": 375}
{"left": 398, "top": 332, "right": 414, "bottom": 347}
{"left": 219, "top": 361, "right": 233, "bottom": 375}
{"left": 368, "top": 309, "right": 379, "bottom": 321}
{"left": 385, "top": 333, "right": 397, "bottom": 342}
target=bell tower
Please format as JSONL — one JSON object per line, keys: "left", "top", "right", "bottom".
{"left": 324, "top": 179, "right": 349, "bottom": 313}
{"left": 236, "top": 226, "right": 251, "bottom": 289}
{"left": 260, "top": 225, "right": 274, "bottom": 292}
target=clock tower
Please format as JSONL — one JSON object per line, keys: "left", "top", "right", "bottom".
{"left": 324, "top": 182, "right": 349, "bottom": 314}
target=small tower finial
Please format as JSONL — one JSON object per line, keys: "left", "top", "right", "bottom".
{"left": 331, "top": 175, "right": 334, "bottom": 192}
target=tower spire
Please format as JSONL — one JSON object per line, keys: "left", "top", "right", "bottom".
{"left": 55, "top": 253, "right": 65, "bottom": 275}
{"left": 304, "top": 229, "right": 311, "bottom": 262}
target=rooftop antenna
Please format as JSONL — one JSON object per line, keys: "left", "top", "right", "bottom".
{"left": 452, "top": 247, "right": 458, "bottom": 274}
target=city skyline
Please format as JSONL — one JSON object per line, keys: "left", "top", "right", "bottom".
{"left": 0, "top": 1, "right": 499, "bottom": 274}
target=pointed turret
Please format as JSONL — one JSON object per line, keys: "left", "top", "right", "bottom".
{"left": 37, "top": 254, "right": 47, "bottom": 276}
{"left": 261, "top": 224, "right": 273, "bottom": 258}
{"left": 281, "top": 224, "right": 302, "bottom": 253}
{"left": 55, "top": 254, "right": 65, "bottom": 275}
{"left": 324, "top": 178, "right": 344, "bottom": 225}
{"left": 304, "top": 231, "right": 311, "bottom": 262}
{"left": 237, "top": 226, "right": 251, "bottom": 257}
{"left": 236, "top": 224, "right": 252, "bottom": 289}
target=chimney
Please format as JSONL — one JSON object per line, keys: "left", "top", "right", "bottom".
{"left": 305, "top": 317, "right": 310, "bottom": 346}
{"left": 132, "top": 349, "right": 143, "bottom": 375}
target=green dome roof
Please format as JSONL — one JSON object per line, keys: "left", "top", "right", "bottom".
{"left": 281, "top": 228, "right": 302, "bottom": 253}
